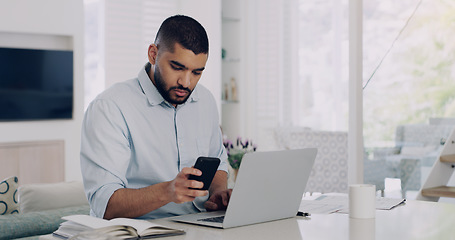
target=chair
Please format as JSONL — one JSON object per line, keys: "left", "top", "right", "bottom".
{"left": 367, "top": 123, "right": 453, "bottom": 197}
{"left": 363, "top": 158, "right": 387, "bottom": 194}
{"left": 399, "top": 158, "right": 421, "bottom": 197}
{"left": 274, "top": 127, "right": 348, "bottom": 193}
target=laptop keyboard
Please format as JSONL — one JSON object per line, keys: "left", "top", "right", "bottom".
{"left": 197, "top": 216, "right": 225, "bottom": 223}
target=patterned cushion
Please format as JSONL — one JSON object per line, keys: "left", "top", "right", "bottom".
{"left": 0, "top": 176, "right": 19, "bottom": 215}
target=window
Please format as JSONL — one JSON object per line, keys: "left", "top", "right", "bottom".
{"left": 297, "top": 0, "right": 349, "bottom": 131}
{"left": 251, "top": 0, "right": 349, "bottom": 150}
{"left": 251, "top": 0, "right": 455, "bottom": 198}
{"left": 363, "top": 0, "right": 455, "bottom": 198}
{"left": 83, "top": 0, "right": 178, "bottom": 109}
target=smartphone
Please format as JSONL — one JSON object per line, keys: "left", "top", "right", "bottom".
{"left": 189, "top": 157, "right": 220, "bottom": 190}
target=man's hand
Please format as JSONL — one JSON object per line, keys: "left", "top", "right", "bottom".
{"left": 104, "top": 167, "right": 208, "bottom": 219}
{"left": 204, "top": 189, "right": 232, "bottom": 211}
{"left": 167, "top": 167, "right": 208, "bottom": 204}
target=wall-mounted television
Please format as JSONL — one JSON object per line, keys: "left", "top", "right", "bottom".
{"left": 0, "top": 47, "right": 73, "bottom": 121}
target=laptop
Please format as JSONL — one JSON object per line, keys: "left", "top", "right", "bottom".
{"left": 172, "top": 148, "right": 317, "bottom": 228}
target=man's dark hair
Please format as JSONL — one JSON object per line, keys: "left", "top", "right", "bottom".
{"left": 154, "top": 15, "right": 209, "bottom": 55}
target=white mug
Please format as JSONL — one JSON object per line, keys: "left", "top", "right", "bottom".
{"left": 349, "top": 184, "right": 376, "bottom": 219}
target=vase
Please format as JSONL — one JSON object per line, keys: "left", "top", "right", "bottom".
{"left": 232, "top": 168, "right": 239, "bottom": 181}
{"left": 228, "top": 166, "right": 239, "bottom": 188}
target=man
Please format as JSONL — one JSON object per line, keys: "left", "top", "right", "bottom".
{"left": 81, "top": 15, "right": 231, "bottom": 220}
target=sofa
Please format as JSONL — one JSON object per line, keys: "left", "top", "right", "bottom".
{"left": 0, "top": 178, "right": 89, "bottom": 240}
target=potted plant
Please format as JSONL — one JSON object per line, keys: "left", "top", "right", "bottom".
{"left": 223, "top": 137, "right": 257, "bottom": 180}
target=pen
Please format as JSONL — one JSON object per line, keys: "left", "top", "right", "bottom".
{"left": 296, "top": 211, "right": 311, "bottom": 217}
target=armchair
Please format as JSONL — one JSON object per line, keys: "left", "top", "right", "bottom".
{"left": 274, "top": 127, "right": 348, "bottom": 194}
{"left": 366, "top": 124, "right": 453, "bottom": 197}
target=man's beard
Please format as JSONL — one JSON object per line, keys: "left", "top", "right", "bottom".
{"left": 154, "top": 66, "right": 193, "bottom": 105}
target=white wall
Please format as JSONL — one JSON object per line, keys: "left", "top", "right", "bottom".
{"left": 178, "top": 0, "right": 223, "bottom": 115}
{"left": 0, "top": 0, "right": 84, "bottom": 181}
{"left": 0, "top": 0, "right": 219, "bottom": 182}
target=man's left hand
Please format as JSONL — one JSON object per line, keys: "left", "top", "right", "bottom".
{"left": 204, "top": 189, "right": 232, "bottom": 211}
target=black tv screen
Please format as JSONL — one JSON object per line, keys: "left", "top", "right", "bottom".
{"left": 0, "top": 47, "right": 73, "bottom": 121}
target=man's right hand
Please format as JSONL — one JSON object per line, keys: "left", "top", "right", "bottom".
{"left": 104, "top": 167, "right": 209, "bottom": 219}
{"left": 167, "top": 167, "right": 209, "bottom": 204}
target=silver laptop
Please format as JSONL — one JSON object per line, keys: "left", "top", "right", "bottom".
{"left": 172, "top": 148, "right": 317, "bottom": 228}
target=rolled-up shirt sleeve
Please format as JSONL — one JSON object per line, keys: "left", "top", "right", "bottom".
{"left": 80, "top": 99, "right": 131, "bottom": 218}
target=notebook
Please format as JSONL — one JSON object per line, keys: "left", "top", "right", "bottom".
{"left": 172, "top": 148, "right": 317, "bottom": 228}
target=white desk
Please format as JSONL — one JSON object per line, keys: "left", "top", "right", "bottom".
{"left": 41, "top": 200, "right": 455, "bottom": 240}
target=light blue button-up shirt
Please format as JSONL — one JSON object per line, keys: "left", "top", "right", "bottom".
{"left": 80, "top": 64, "right": 228, "bottom": 219}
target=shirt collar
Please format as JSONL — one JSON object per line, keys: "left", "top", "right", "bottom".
{"left": 138, "top": 63, "right": 200, "bottom": 107}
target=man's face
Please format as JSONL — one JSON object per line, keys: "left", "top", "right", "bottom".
{"left": 149, "top": 43, "right": 208, "bottom": 106}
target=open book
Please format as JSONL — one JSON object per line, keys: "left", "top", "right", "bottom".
{"left": 53, "top": 215, "right": 185, "bottom": 239}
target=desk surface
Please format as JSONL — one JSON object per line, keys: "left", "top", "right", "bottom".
{"left": 41, "top": 200, "right": 455, "bottom": 240}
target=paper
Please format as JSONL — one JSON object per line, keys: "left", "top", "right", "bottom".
{"left": 299, "top": 193, "right": 405, "bottom": 215}
{"left": 299, "top": 200, "right": 344, "bottom": 214}
{"left": 375, "top": 197, "right": 406, "bottom": 210}
{"left": 349, "top": 184, "right": 376, "bottom": 219}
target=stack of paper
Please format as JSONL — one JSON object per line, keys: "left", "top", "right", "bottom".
{"left": 299, "top": 193, "right": 406, "bottom": 214}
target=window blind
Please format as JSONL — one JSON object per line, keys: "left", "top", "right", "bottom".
{"left": 103, "top": 0, "right": 178, "bottom": 87}
{"left": 252, "top": 0, "right": 298, "bottom": 149}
